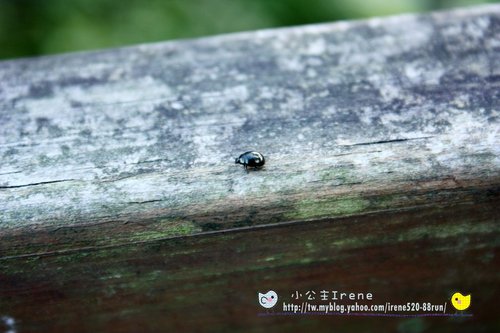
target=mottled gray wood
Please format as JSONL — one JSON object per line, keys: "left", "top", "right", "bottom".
{"left": 0, "top": 5, "right": 499, "bottom": 253}
{"left": 0, "top": 7, "right": 500, "bottom": 332}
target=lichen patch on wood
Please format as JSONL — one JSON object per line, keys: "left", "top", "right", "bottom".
{"left": 1, "top": 5, "right": 499, "bottom": 332}
{"left": 0, "top": 5, "right": 499, "bottom": 251}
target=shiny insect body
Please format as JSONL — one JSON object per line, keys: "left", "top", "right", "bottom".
{"left": 235, "top": 151, "right": 265, "bottom": 171}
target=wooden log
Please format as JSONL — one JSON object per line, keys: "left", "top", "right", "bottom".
{"left": 0, "top": 4, "right": 499, "bottom": 332}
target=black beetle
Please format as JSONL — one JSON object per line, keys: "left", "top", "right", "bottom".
{"left": 235, "top": 151, "right": 265, "bottom": 171}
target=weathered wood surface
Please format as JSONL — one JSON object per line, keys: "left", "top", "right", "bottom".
{"left": 1, "top": 5, "right": 499, "bottom": 254}
{"left": 1, "top": 201, "right": 498, "bottom": 332}
{"left": 0, "top": 4, "right": 499, "bottom": 332}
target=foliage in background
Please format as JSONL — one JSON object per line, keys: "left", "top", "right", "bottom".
{"left": 0, "top": 0, "right": 497, "bottom": 59}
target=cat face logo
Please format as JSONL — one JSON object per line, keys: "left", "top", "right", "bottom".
{"left": 258, "top": 291, "right": 278, "bottom": 308}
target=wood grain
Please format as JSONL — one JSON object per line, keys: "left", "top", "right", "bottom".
{"left": 0, "top": 4, "right": 499, "bottom": 332}
{"left": 1, "top": 199, "right": 498, "bottom": 332}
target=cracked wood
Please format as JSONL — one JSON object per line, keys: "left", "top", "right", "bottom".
{"left": 0, "top": 5, "right": 499, "bottom": 256}
{"left": 0, "top": 5, "right": 499, "bottom": 333}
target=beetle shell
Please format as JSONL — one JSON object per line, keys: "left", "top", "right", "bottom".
{"left": 235, "top": 151, "right": 265, "bottom": 170}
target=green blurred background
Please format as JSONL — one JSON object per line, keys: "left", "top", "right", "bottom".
{"left": 0, "top": 0, "right": 497, "bottom": 60}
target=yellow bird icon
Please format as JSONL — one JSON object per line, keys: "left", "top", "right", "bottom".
{"left": 451, "top": 292, "right": 471, "bottom": 311}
